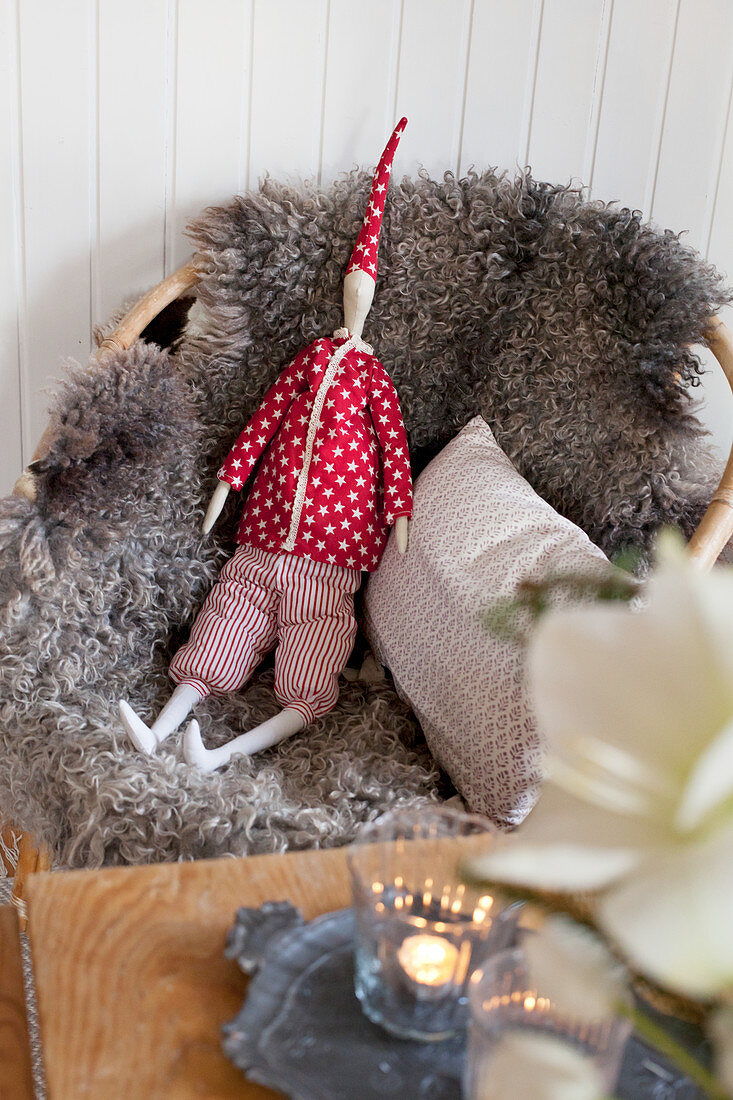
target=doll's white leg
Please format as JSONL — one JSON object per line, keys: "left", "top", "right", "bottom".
{"left": 183, "top": 707, "right": 306, "bottom": 773}
{"left": 118, "top": 682, "right": 201, "bottom": 755}
{"left": 118, "top": 700, "right": 158, "bottom": 755}
{"left": 150, "top": 683, "right": 202, "bottom": 744}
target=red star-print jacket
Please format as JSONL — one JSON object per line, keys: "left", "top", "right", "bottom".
{"left": 217, "top": 330, "right": 412, "bottom": 572}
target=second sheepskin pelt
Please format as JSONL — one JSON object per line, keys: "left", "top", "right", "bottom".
{"left": 182, "top": 167, "right": 729, "bottom": 560}
{"left": 0, "top": 166, "right": 728, "bottom": 869}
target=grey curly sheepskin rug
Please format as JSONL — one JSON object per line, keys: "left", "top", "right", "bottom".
{"left": 0, "top": 167, "right": 728, "bottom": 870}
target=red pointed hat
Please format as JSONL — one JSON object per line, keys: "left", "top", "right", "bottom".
{"left": 346, "top": 117, "right": 407, "bottom": 281}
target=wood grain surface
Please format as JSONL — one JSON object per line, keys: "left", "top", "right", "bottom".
{"left": 26, "top": 847, "right": 358, "bottom": 1099}
{"left": 0, "top": 905, "right": 34, "bottom": 1100}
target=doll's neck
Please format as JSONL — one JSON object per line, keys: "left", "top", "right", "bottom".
{"left": 333, "top": 327, "right": 374, "bottom": 355}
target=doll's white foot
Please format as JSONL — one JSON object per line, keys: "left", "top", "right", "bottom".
{"left": 119, "top": 700, "right": 157, "bottom": 755}
{"left": 183, "top": 708, "right": 307, "bottom": 773}
{"left": 183, "top": 719, "right": 231, "bottom": 773}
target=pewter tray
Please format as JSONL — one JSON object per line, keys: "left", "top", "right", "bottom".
{"left": 222, "top": 903, "right": 705, "bottom": 1099}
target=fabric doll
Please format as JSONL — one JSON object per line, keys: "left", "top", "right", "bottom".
{"left": 119, "top": 118, "right": 412, "bottom": 772}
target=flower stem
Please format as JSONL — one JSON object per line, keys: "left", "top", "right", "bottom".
{"left": 617, "top": 1002, "right": 729, "bottom": 1100}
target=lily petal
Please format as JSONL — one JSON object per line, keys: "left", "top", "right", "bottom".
{"left": 472, "top": 1031, "right": 607, "bottom": 1100}
{"left": 522, "top": 915, "right": 629, "bottom": 1023}
{"left": 677, "top": 715, "right": 733, "bottom": 833}
{"left": 464, "top": 781, "right": 663, "bottom": 893}
{"left": 599, "top": 821, "right": 733, "bottom": 1000}
{"left": 529, "top": 558, "right": 733, "bottom": 784}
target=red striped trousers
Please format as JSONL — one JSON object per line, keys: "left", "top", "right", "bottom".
{"left": 170, "top": 545, "right": 361, "bottom": 724}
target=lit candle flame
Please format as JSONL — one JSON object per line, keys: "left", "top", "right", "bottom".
{"left": 397, "top": 934, "right": 459, "bottom": 988}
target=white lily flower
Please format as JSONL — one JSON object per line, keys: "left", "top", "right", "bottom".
{"left": 522, "top": 915, "right": 629, "bottom": 1024}
{"left": 467, "top": 535, "right": 733, "bottom": 1001}
{"left": 471, "top": 1031, "right": 606, "bottom": 1100}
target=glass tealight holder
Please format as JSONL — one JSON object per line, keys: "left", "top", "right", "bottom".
{"left": 347, "top": 806, "right": 519, "bottom": 1042}
{"left": 464, "top": 947, "right": 631, "bottom": 1099}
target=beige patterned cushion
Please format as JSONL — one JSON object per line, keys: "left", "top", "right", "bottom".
{"left": 363, "top": 416, "right": 610, "bottom": 828}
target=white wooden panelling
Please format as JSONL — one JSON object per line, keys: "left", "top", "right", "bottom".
{"left": 2, "top": 0, "right": 733, "bottom": 494}
{"left": 651, "top": 0, "right": 733, "bottom": 250}
{"left": 17, "top": 0, "right": 94, "bottom": 460}
{"left": 394, "top": 0, "right": 473, "bottom": 178}
{"left": 460, "top": 0, "right": 538, "bottom": 174}
{"left": 320, "top": 0, "right": 401, "bottom": 179}
{"left": 247, "top": 0, "right": 329, "bottom": 187}
{"left": 590, "top": 0, "right": 677, "bottom": 210}
{"left": 0, "top": 0, "right": 24, "bottom": 481}
{"left": 170, "top": 0, "right": 253, "bottom": 271}
{"left": 526, "top": 0, "right": 606, "bottom": 184}
{"left": 698, "top": 58, "right": 733, "bottom": 464}
{"left": 96, "top": 0, "right": 168, "bottom": 321}
{"left": 651, "top": 0, "right": 733, "bottom": 463}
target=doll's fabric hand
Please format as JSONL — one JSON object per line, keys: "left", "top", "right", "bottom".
{"left": 203, "top": 480, "right": 231, "bottom": 534}
{"left": 395, "top": 515, "right": 409, "bottom": 555}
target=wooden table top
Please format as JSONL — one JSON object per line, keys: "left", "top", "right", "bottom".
{"left": 0, "top": 904, "right": 35, "bottom": 1100}
{"left": 26, "top": 847, "right": 358, "bottom": 1099}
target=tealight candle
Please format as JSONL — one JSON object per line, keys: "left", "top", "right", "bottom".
{"left": 463, "top": 948, "right": 630, "bottom": 1100}
{"left": 397, "top": 933, "right": 459, "bottom": 989}
{"left": 348, "top": 806, "right": 519, "bottom": 1041}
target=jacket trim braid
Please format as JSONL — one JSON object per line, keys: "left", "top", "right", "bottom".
{"left": 284, "top": 333, "right": 360, "bottom": 550}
